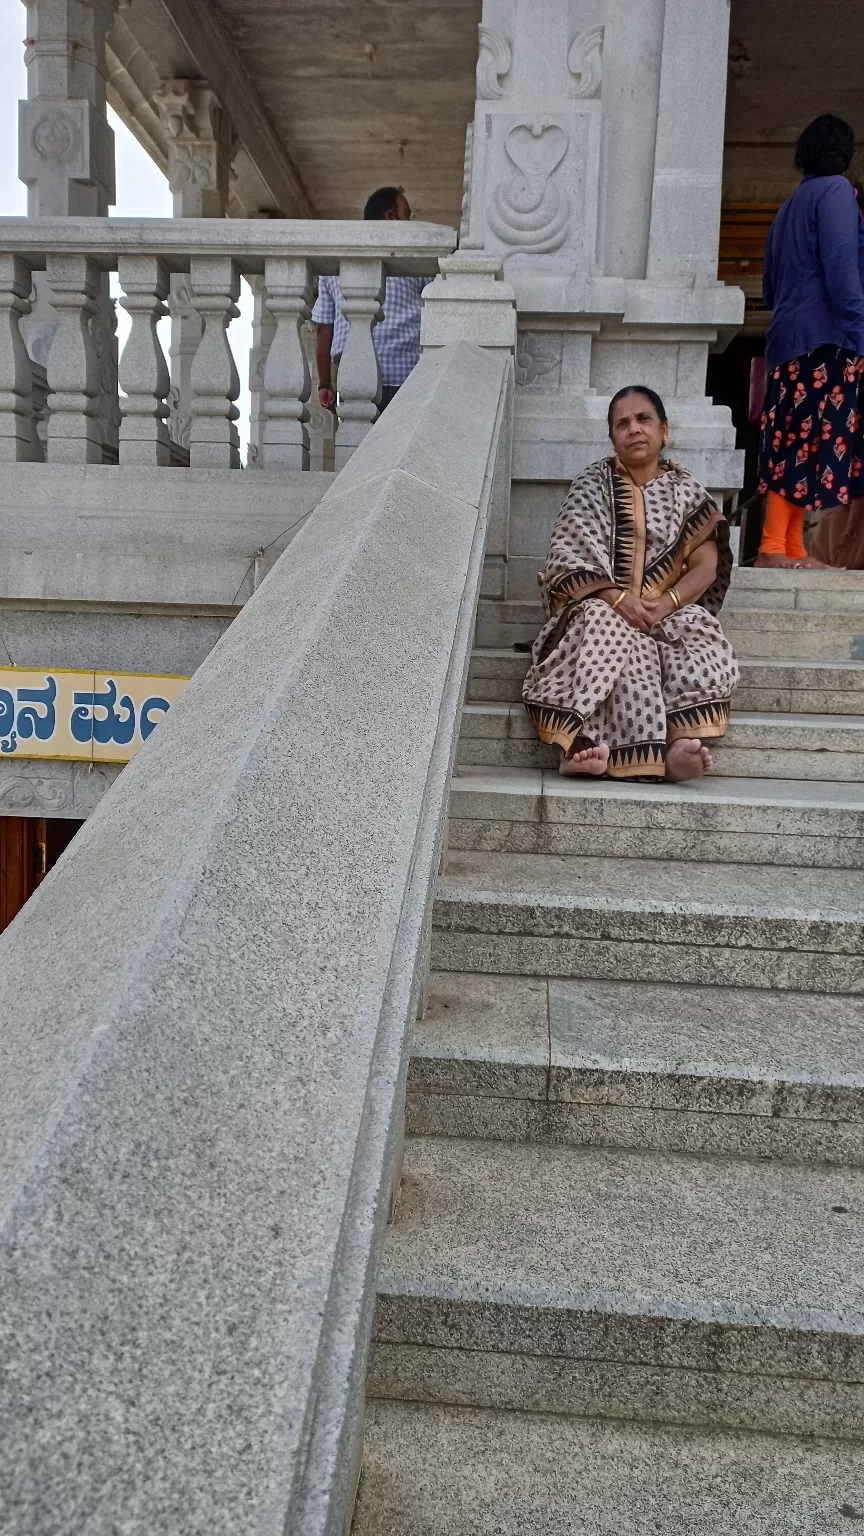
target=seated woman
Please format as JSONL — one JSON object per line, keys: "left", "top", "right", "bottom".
{"left": 522, "top": 386, "right": 739, "bottom": 783}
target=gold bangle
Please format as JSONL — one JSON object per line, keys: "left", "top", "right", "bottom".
{"left": 668, "top": 587, "right": 681, "bottom": 611}
{"left": 611, "top": 591, "right": 627, "bottom": 611}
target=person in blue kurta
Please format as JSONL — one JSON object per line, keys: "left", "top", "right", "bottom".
{"left": 757, "top": 115, "right": 864, "bottom": 568}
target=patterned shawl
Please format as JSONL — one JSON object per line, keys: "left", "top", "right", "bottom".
{"left": 540, "top": 457, "right": 732, "bottom": 618}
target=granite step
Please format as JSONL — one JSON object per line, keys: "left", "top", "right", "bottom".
{"left": 449, "top": 767, "right": 864, "bottom": 868}
{"left": 368, "top": 1134, "right": 864, "bottom": 1439}
{"left": 353, "top": 1401, "right": 864, "bottom": 1536}
{"left": 477, "top": 598, "right": 864, "bottom": 658}
{"left": 467, "top": 647, "right": 864, "bottom": 714}
{"left": 722, "top": 610, "right": 864, "bottom": 663}
{"left": 729, "top": 566, "right": 864, "bottom": 612}
{"left": 407, "top": 972, "right": 864, "bottom": 1165}
{"left": 457, "top": 702, "right": 864, "bottom": 781}
{"left": 433, "top": 850, "right": 864, "bottom": 993}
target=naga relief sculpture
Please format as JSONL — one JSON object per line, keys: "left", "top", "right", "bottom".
{"left": 488, "top": 120, "right": 570, "bottom": 253}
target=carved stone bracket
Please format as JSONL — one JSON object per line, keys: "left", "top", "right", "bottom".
{"left": 476, "top": 25, "right": 512, "bottom": 99}
{"left": 568, "top": 24, "right": 605, "bottom": 99}
{"left": 154, "top": 78, "right": 237, "bottom": 218}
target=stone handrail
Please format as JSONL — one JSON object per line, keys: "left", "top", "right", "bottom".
{"left": 0, "top": 217, "right": 457, "bottom": 472}
{"left": 0, "top": 339, "right": 513, "bottom": 1535}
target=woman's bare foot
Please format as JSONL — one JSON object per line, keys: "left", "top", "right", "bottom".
{"left": 754, "top": 553, "right": 803, "bottom": 569}
{"left": 559, "top": 744, "right": 610, "bottom": 777}
{"left": 796, "top": 554, "right": 844, "bottom": 570}
{"left": 666, "top": 738, "right": 712, "bottom": 782}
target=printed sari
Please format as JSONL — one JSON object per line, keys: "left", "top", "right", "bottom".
{"left": 522, "top": 457, "right": 738, "bottom": 779}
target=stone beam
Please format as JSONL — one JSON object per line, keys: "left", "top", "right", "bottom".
{"left": 157, "top": 0, "right": 316, "bottom": 216}
{"left": 0, "top": 340, "right": 511, "bottom": 1535}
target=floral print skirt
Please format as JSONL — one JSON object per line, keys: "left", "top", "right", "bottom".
{"left": 757, "top": 344, "right": 864, "bottom": 512}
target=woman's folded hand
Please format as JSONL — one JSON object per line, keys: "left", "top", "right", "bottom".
{"left": 606, "top": 591, "right": 654, "bottom": 632}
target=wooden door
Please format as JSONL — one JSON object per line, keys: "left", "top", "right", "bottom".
{"left": 0, "top": 816, "right": 82, "bottom": 933}
{"left": 0, "top": 817, "right": 44, "bottom": 933}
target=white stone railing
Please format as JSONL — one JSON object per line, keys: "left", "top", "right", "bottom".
{"left": 0, "top": 339, "right": 513, "bottom": 1534}
{"left": 0, "top": 218, "right": 457, "bottom": 472}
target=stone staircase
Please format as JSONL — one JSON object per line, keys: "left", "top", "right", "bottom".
{"left": 353, "top": 567, "right": 864, "bottom": 1533}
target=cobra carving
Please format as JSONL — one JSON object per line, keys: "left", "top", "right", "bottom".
{"left": 568, "top": 24, "right": 604, "bottom": 98}
{"left": 476, "top": 25, "right": 512, "bottom": 98}
{"left": 487, "top": 121, "right": 570, "bottom": 253}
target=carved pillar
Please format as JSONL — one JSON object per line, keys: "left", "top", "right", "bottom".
{"left": 460, "top": 0, "right": 743, "bottom": 586}
{"left": 117, "top": 256, "right": 171, "bottom": 466}
{"left": 18, "top": 0, "right": 116, "bottom": 217}
{"left": 261, "top": 258, "right": 312, "bottom": 471}
{"left": 0, "top": 257, "right": 36, "bottom": 463}
{"left": 44, "top": 253, "right": 102, "bottom": 463}
{"left": 155, "top": 79, "right": 236, "bottom": 456}
{"left": 461, "top": 0, "right": 603, "bottom": 285}
{"left": 18, "top": 0, "right": 119, "bottom": 463}
{"left": 646, "top": 0, "right": 731, "bottom": 284}
{"left": 334, "top": 259, "right": 383, "bottom": 471}
{"left": 188, "top": 257, "right": 241, "bottom": 470}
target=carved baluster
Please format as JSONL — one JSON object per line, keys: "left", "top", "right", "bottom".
{"left": 303, "top": 319, "right": 334, "bottom": 472}
{"left": 188, "top": 257, "right": 240, "bottom": 469}
{"left": 166, "top": 274, "right": 200, "bottom": 457}
{"left": 261, "top": 257, "right": 312, "bottom": 471}
{"left": 29, "top": 361, "right": 48, "bottom": 462}
{"left": 0, "top": 256, "right": 35, "bottom": 462}
{"left": 45, "top": 254, "right": 101, "bottom": 463}
{"left": 246, "top": 274, "right": 275, "bottom": 469}
{"left": 334, "top": 258, "right": 384, "bottom": 470}
{"left": 117, "top": 256, "right": 171, "bottom": 467}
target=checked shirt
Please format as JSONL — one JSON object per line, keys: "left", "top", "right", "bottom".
{"left": 310, "top": 274, "right": 432, "bottom": 388}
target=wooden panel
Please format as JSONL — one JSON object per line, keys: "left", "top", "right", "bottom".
{"left": 0, "top": 818, "right": 40, "bottom": 933}
{"left": 718, "top": 203, "right": 779, "bottom": 280}
{"left": 0, "top": 816, "right": 82, "bottom": 932}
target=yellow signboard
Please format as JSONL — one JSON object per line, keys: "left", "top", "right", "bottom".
{"left": 0, "top": 668, "right": 189, "bottom": 764}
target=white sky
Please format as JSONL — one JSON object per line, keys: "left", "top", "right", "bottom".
{"left": 1, "top": 0, "right": 252, "bottom": 455}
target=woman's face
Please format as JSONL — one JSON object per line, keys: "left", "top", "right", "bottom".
{"left": 609, "top": 393, "right": 666, "bottom": 470}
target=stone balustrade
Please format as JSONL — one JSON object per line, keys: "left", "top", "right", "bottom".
{"left": 0, "top": 340, "right": 513, "bottom": 1535}
{"left": 0, "top": 218, "right": 457, "bottom": 471}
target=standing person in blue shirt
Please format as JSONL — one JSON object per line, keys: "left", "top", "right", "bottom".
{"left": 312, "top": 186, "right": 431, "bottom": 417}
{"left": 757, "top": 114, "right": 864, "bottom": 568}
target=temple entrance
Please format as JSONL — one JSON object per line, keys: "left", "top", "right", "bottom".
{"left": 711, "top": 0, "right": 864, "bottom": 552}
{"left": 0, "top": 817, "right": 83, "bottom": 933}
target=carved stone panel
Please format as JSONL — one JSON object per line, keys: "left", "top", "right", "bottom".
{"left": 0, "top": 765, "right": 72, "bottom": 817}
{"left": 479, "top": 111, "right": 601, "bottom": 269}
{"left": 488, "top": 120, "right": 570, "bottom": 253}
{"left": 515, "top": 332, "right": 562, "bottom": 389}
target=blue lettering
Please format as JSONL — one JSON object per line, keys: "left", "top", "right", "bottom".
{"left": 139, "top": 696, "right": 170, "bottom": 741}
{"left": 0, "top": 689, "right": 16, "bottom": 754}
{"left": 71, "top": 678, "right": 136, "bottom": 745}
{"left": 16, "top": 675, "right": 57, "bottom": 741}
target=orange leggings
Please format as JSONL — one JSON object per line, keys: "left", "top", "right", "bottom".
{"left": 759, "top": 490, "right": 808, "bottom": 559}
